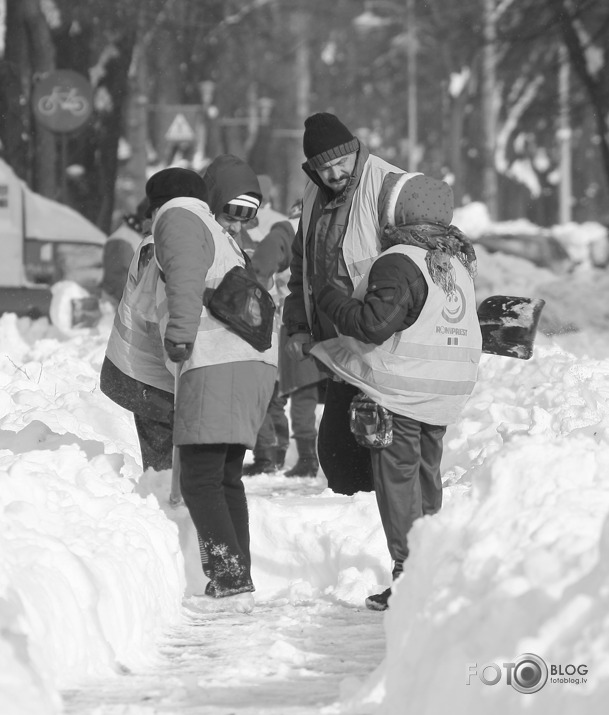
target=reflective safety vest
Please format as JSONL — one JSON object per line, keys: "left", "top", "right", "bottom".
{"left": 105, "top": 235, "right": 174, "bottom": 393}
{"left": 300, "top": 155, "right": 420, "bottom": 326}
{"left": 154, "top": 199, "right": 279, "bottom": 375}
{"left": 310, "top": 245, "right": 482, "bottom": 425}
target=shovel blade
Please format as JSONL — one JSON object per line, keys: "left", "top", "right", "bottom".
{"left": 477, "top": 295, "right": 545, "bottom": 360}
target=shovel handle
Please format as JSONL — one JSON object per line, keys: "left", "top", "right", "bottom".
{"left": 169, "top": 362, "right": 183, "bottom": 506}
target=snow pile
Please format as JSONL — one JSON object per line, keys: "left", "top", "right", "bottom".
{"left": 338, "top": 346, "right": 609, "bottom": 714}
{"left": 0, "top": 313, "right": 185, "bottom": 714}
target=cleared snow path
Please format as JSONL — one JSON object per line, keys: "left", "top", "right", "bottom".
{"left": 62, "top": 596, "right": 386, "bottom": 714}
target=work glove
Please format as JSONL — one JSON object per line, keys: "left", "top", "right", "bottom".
{"left": 164, "top": 338, "right": 193, "bottom": 363}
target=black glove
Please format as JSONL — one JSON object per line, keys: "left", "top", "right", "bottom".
{"left": 164, "top": 338, "right": 193, "bottom": 363}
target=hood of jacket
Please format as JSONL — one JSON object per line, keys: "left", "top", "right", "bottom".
{"left": 202, "top": 154, "right": 261, "bottom": 217}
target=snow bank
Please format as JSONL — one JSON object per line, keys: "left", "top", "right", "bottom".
{"left": 2, "top": 213, "right": 609, "bottom": 713}
{"left": 338, "top": 345, "right": 609, "bottom": 713}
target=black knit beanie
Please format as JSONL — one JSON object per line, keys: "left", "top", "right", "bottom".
{"left": 145, "top": 168, "right": 206, "bottom": 217}
{"left": 303, "top": 112, "right": 359, "bottom": 170}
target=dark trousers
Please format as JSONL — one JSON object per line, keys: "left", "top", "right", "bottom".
{"left": 179, "top": 443, "right": 254, "bottom": 595}
{"left": 290, "top": 383, "right": 320, "bottom": 441}
{"left": 317, "top": 380, "right": 374, "bottom": 495}
{"left": 370, "top": 412, "right": 446, "bottom": 568}
{"left": 134, "top": 414, "right": 173, "bottom": 471}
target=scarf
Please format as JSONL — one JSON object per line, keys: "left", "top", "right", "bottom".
{"left": 381, "top": 221, "right": 477, "bottom": 295}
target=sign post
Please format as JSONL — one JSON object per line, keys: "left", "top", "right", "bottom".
{"left": 31, "top": 70, "right": 94, "bottom": 202}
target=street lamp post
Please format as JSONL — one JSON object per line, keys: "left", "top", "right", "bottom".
{"left": 406, "top": 0, "right": 418, "bottom": 172}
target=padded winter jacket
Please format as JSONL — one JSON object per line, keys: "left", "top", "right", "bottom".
{"left": 251, "top": 220, "right": 324, "bottom": 395}
{"left": 282, "top": 143, "right": 419, "bottom": 342}
{"left": 153, "top": 196, "right": 276, "bottom": 447}
{"left": 312, "top": 245, "right": 482, "bottom": 425}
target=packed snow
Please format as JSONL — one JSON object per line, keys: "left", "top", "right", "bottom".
{"left": 1, "top": 207, "right": 609, "bottom": 714}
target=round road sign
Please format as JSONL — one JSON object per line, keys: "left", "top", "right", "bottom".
{"left": 32, "top": 70, "right": 93, "bottom": 133}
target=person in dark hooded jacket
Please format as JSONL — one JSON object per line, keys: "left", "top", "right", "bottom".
{"left": 150, "top": 158, "right": 278, "bottom": 610}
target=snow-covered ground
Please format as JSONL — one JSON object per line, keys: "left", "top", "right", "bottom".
{"left": 2, "top": 208, "right": 609, "bottom": 714}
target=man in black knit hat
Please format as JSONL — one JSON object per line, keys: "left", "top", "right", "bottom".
{"left": 283, "top": 111, "right": 407, "bottom": 498}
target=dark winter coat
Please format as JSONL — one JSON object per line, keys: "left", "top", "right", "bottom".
{"left": 315, "top": 252, "right": 428, "bottom": 344}
{"left": 251, "top": 220, "right": 324, "bottom": 395}
{"left": 100, "top": 222, "right": 142, "bottom": 304}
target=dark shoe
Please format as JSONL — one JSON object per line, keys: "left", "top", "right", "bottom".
{"left": 204, "top": 579, "right": 255, "bottom": 598}
{"left": 285, "top": 456, "right": 319, "bottom": 477}
{"left": 242, "top": 458, "right": 276, "bottom": 475}
{"left": 243, "top": 445, "right": 278, "bottom": 474}
{"left": 365, "top": 587, "right": 392, "bottom": 611}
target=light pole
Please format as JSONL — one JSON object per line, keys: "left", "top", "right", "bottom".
{"left": 406, "top": 0, "right": 417, "bottom": 172}
{"left": 558, "top": 44, "right": 572, "bottom": 224}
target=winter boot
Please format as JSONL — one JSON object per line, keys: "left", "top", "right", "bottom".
{"left": 285, "top": 438, "right": 319, "bottom": 477}
{"left": 365, "top": 587, "right": 392, "bottom": 611}
{"left": 242, "top": 447, "right": 277, "bottom": 475}
{"left": 275, "top": 447, "right": 287, "bottom": 470}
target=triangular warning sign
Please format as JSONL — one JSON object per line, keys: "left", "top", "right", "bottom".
{"left": 165, "top": 113, "right": 195, "bottom": 142}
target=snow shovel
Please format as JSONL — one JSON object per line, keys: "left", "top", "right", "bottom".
{"left": 478, "top": 295, "right": 545, "bottom": 360}
{"left": 169, "top": 362, "right": 183, "bottom": 507}
{"left": 301, "top": 294, "right": 545, "bottom": 362}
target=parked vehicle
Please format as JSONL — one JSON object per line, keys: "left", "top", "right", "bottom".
{"left": 0, "top": 158, "right": 106, "bottom": 327}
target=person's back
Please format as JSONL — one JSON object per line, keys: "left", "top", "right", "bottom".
{"left": 308, "top": 174, "right": 482, "bottom": 610}
{"left": 100, "top": 232, "right": 175, "bottom": 472}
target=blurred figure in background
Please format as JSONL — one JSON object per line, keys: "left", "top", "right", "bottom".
{"left": 100, "top": 198, "right": 150, "bottom": 306}
{"left": 245, "top": 199, "right": 325, "bottom": 477}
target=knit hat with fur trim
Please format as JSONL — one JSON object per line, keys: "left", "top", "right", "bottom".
{"left": 303, "top": 113, "right": 359, "bottom": 170}
{"left": 145, "top": 168, "right": 206, "bottom": 217}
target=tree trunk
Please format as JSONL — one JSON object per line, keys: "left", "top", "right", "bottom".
{"left": 554, "top": 0, "right": 609, "bottom": 196}
{"left": 283, "top": 8, "right": 310, "bottom": 211}
{"left": 21, "top": 0, "right": 56, "bottom": 197}
{"left": 124, "top": 8, "right": 150, "bottom": 206}
{"left": 95, "top": 31, "right": 137, "bottom": 233}
{"left": 481, "top": 0, "right": 499, "bottom": 219}
{"left": 1, "top": 0, "right": 56, "bottom": 189}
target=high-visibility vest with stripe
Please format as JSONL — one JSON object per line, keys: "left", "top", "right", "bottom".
{"left": 105, "top": 236, "right": 174, "bottom": 393}
{"left": 310, "top": 245, "right": 482, "bottom": 425}
{"left": 154, "top": 199, "right": 279, "bottom": 375}
{"left": 300, "top": 155, "right": 419, "bottom": 325}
